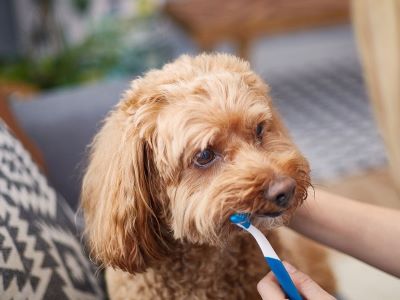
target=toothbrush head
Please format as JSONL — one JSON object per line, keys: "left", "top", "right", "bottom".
{"left": 229, "top": 213, "right": 251, "bottom": 229}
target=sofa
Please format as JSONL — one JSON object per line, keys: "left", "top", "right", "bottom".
{"left": 0, "top": 120, "right": 105, "bottom": 299}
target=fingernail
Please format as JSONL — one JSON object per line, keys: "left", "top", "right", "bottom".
{"left": 283, "top": 261, "right": 296, "bottom": 273}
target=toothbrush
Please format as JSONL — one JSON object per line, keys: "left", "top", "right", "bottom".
{"left": 230, "top": 213, "right": 302, "bottom": 300}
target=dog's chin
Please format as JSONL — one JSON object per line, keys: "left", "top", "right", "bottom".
{"left": 185, "top": 207, "right": 295, "bottom": 247}
{"left": 252, "top": 213, "right": 287, "bottom": 230}
{"left": 214, "top": 210, "right": 291, "bottom": 242}
{"left": 253, "top": 208, "right": 292, "bottom": 227}
{"left": 209, "top": 212, "right": 288, "bottom": 248}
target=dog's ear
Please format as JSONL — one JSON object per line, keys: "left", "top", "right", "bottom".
{"left": 81, "top": 98, "right": 168, "bottom": 274}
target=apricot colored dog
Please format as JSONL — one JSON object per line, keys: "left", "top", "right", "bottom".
{"left": 82, "top": 54, "right": 336, "bottom": 299}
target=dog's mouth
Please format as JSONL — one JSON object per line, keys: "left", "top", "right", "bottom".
{"left": 257, "top": 211, "right": 285, "bottom": 218}
{"left": 248, "top": 209, "right": 289, "bottom": 231}
{"left": 254, "top": 210, "right": 286, "bottom": 218}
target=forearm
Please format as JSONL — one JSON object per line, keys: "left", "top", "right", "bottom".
{"left": 290, "top": 189, "right": 400, "bottom": 277}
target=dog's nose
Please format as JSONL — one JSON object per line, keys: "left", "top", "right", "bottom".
{"left": 264, "top": 176, "right": 296, "bottom": 207}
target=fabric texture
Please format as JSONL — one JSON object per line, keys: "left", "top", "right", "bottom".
{"left": 0, "top": 121, "right": 104, "bottom": 299}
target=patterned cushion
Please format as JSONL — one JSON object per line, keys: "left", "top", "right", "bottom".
{"left": 0, "top": 121, "right": 105, "bottom": 299}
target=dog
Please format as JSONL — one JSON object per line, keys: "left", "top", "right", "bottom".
{"left": 81, "top": 53, "right": 336, "bottom": 299}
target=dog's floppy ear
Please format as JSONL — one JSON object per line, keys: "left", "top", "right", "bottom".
{"left": 81, "top": 97, "right": 168, "bottom": 274}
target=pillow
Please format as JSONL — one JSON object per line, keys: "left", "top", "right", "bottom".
{"left": 0, "top": 121, "right": 105, "bottom": 299}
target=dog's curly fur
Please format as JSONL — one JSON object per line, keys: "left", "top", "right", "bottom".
{"left": 81, "top": 53, "right": 336, "bottom": 299}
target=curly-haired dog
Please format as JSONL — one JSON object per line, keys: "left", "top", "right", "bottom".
{"left": 81, "top": 54, "right": 336, "bottom": 299}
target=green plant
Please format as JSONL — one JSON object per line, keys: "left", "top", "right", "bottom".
{"left": 0, "top": 13, "right": 172, "bottom": 90}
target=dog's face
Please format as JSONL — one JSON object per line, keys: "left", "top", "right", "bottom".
{"left": 81, "top": 54, "right": 310, "bottom": 274}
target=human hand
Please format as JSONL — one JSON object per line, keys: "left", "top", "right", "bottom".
{"left": 257, "top": 261, "right": 335, "bottom": 300}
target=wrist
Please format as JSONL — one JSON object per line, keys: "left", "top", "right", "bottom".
{"left": 289, "top": 188, "right": 327, "bottom": 233}
{"left": 290, "top": 189, "right": 317, "bottom": 221}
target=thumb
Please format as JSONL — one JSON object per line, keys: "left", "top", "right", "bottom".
{"left": 283, "top": 261, "right": 336, "bottom": 300}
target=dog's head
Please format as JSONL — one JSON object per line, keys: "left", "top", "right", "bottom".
{"left": 81, "top": 54, "right": 310, "bottom": 274}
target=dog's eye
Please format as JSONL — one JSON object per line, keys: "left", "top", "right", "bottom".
{"left": 194, "top": 148, "right": 216, "bottom": 168}
{"left": 255, "top": 122, "right": 265, "bottom": 139}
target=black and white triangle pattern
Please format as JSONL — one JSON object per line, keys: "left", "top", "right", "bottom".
{"left": 0, "top": 122, "right": 104, "bottom": 299}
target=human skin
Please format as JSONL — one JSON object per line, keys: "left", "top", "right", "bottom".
{"left": 257, "top": 189, "right": 400, "bottom": 299}
{"left": 290, "top": 189, "right": 400, "bottom": 278}
{"left": 257, "top": 261, "right": 334, "bottom": 300}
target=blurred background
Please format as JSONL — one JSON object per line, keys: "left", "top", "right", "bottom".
{"left": 0, "top": 0, "right": 399, "bottom": 299}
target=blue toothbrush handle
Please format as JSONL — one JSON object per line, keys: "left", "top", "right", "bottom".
{"left": 265, "top": 257, "right": 303, "bottom": 300}
{"left": 229, "top": 214, "right": 302, "bottom": 299}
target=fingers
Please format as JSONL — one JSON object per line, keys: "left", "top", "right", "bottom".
{"left": 257, "top": 262, "right": 336, "bottom": 300}
{"left": 282, "top": 261, "right": 336, "bottom": 300}
{"left": 257, "top": 271, "right": 287, "bottom": 300}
